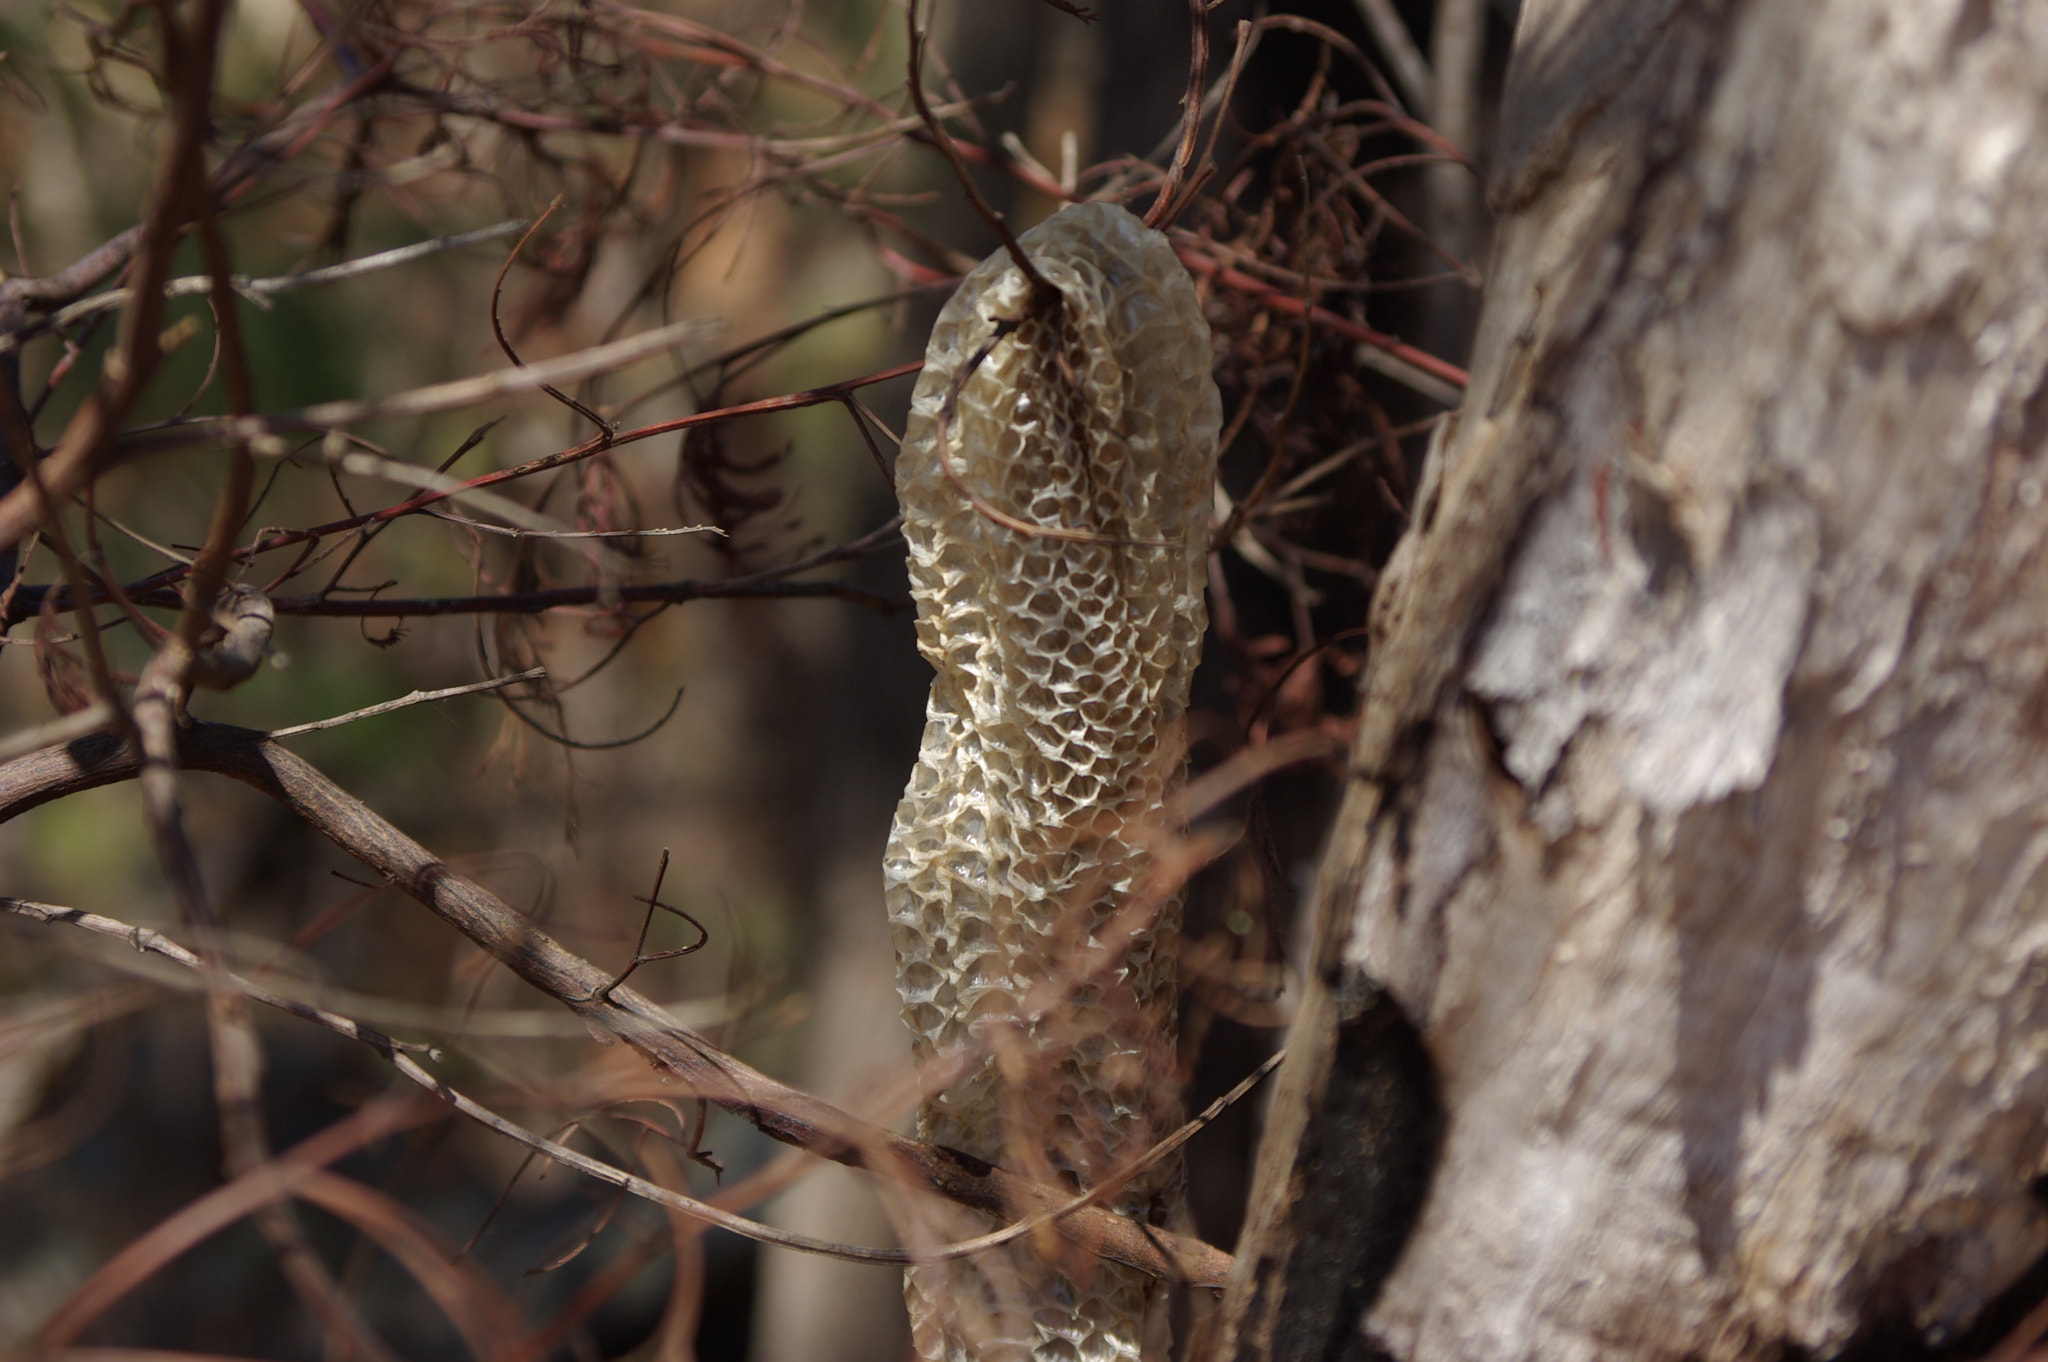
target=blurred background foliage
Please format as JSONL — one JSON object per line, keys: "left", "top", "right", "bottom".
{"left": 0, "top": 0, "right": 1507, "bottom": 1356}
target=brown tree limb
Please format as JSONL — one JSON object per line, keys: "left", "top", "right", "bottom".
{"left": 9, "top": 893, "right": 1281, "bottom": 1273}
{"left": 0, "top": 722, "right": 1235, "bottom": 1291}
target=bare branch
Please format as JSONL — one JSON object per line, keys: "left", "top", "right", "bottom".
{"left": 1174, "top": 243, "right": 1469, "bottom": 394}
{"left": 8, "top": 894, "right": 1282, "bottom": 1275}
{"left": 7, "top": 222, "right": 535, "bottom": 353}
{"left": 3, "top": 897, "right": 904, "bottom": 1266}
{"left": 120, "top": 319, "right": 722, "bottom": 454}
{"left": 267, "top": 667, "right": 550, "bottom": 738}
{"left": 1145, "top": 0, "right": 1214, "bottom": 229}
{"left": 421, "top": 511, "right": 725, "bottom": 541}
{"left": 904, "top": 0, "right": 1057, "bottom": 305}
{"left": 0, "top": 725, "right": 1235, "bottom": 1290}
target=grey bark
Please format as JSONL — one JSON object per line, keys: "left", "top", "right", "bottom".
{"left": 1220, "top": 2, "right": 2048, "bottom": 1359}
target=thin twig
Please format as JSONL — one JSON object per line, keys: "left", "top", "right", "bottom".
{"left": 90, "top": 506, "right": 196, "bottom": 565}
{"left": 31, "top": 1096, "right": 444, "bottom": 1354}
{"left": 1145, "top": 0, "right": 1213, "bottom": 230}
{"left": 122, "top": 318, "right": 720, "bottom": 451}
{"left": 8, "top": 222, "right": 533, "bottom": 351}
{"left": 7, "top": 894, "right": 1279, "bottom": 1277}
{"left": 4, "top": 899, "right": 441, "bottom": 1058}
{"left": 928, "top": 323, "right": 1170, "bottom": 550}
{"left": 323, "top": 444, "right": 620, "bottom": 569}
{"left": 268, "top": 667, "right": 549, "bottom": 738}
{"left": 1175, "top": 244, "right": 1469, "bottom": 392}
{"left": 1353, "top": 342, "right": 1464, "bottom": 406}
{"left": 422, "top": 510, "right": 724, "bottom": 542}
{"left": 1211, "top": 298, "right": 1317, "bottom": 550}
{"left": 904, "top": 0, "right": 1057, "bottom": 306}
{"left": 2, "top": 897, "right": 896, "bottom": 1266}
{"left": 924, "top": 1048, "right": 1287, "bottom": 1265}
{"left": 16, "top": 572, "right": 901, "bottom": 625}
{"left": 10, "top": 372, "right": 922, "bottom": 626}
{"left": 0, "top": 8, "right": 229, "bottom": 551}
{"left": 489, "top": 198, "right": 615, "bottom": 439}
{"left": 589, "top": 849, "right": 710, "bottom": 1005}
{"left": 271, "top": 577, "right": 897, "bottom": 617}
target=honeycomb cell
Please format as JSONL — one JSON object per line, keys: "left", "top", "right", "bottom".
{"left": 884, "top": 202, "right": 1219, "bottom": 1362}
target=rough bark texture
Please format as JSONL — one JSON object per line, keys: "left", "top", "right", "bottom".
{"left": 1220, "top": 2, "right": 2048, "bottom": 1359}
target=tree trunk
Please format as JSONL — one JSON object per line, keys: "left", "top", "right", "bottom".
{"left": 1218, "top": 3, "right": 2048, "bottom": 1359}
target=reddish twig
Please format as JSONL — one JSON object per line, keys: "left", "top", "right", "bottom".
{"left": 0, "top": 361, "right": 923, "bottom": 625}
{"left": 904, "top": 0, "right": 1058, "bottom": 306}
{"left": 1145, "top": 0, "right": 1213, "bottom": 230}
{"left": 1175, "top": 243, "right": 1469, "bottom": 390}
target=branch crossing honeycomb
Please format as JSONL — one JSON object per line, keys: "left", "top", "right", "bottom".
{"left": 886, "top": 202, "right": 1222, "bottom": 1362}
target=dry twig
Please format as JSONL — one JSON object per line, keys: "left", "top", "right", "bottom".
{"left": 0, "top": 724, "right": 1234, "bottom": 1289}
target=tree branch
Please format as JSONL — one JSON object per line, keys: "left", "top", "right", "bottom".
{"left": 0, "top": 722, "right": 1234, "bottom": 1291}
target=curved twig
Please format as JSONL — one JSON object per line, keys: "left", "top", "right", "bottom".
{"left": 489, "top": 197, "right": 616, "bottom": 440}
{"left": 1144, "top": 0, "right": 1213, "bottom": 230}
{"left": 904, "top": 0, "right": 1059, "bottom": 308}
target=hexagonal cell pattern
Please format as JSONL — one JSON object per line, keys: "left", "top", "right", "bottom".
{"left": 886, "top": 201, "right": 1221, "bottom": 1362}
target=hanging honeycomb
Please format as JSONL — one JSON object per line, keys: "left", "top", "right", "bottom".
{"left": 885, "top": 201, "right": 1223, "bottom": 1362}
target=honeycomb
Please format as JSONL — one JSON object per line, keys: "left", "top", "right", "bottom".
{"left": 885, "top": 201, "right": 1222, "bottom": 1362}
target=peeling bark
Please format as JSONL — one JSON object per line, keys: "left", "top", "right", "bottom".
{"left": 1220, "top": 2, "right": 2048, "bottom": 1359}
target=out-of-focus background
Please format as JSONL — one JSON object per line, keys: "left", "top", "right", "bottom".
{"left": 0, "top": 1, "right": 1508, "bottom": 1356}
